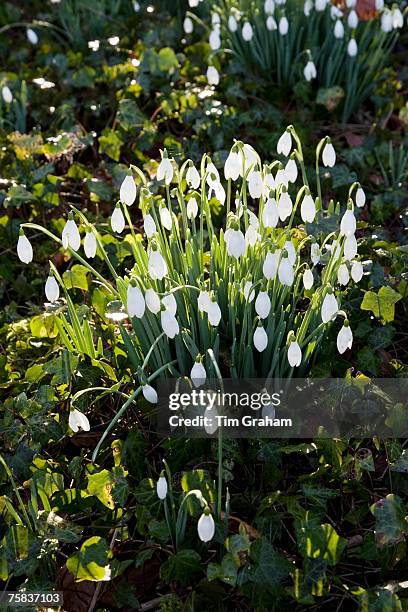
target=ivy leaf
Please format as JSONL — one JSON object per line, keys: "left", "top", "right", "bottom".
{"left": 370, "top": 494, "right": 408, "bottom": 547}
{"left": 66, "top": 536, "right": 111, "bottom": 582}
{"left": 247, "top": 538, "right": 291, "bottom": 587}
{"left": 98, "top": 128, "right": 123, "bottom": 161}
{"left": 361, "top": 286, "right": 402, "bottom": 324}
{"left": 63, "top": 264, "right": 90, "bottom": 291}
{"left": 160, "top": 549, "right": 202, "bottom": 586}
{"left": 86, "top": 470, "right": 114, "bottom": 509}
{"left": 298, "top": 524, "right": 347, "bottom": 566}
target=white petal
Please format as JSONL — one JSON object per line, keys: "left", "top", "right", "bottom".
{"left": 277, "top": 131, "right": 292, "bottom": 156}
{"left": 301, "top": 194, "right": 316, "bottom": 223}
{"left": 162, "top": 293, "right": 177, "bottom": 315}
{"left": 262, "top": 198, "right": 279, "bottom": 228}
{"left": 148, "top": 251, "right": 168, "bottom": 280}
{"left": 303, "top": 269, "right": 314, "bottom": 290}
{"left": 127, "top": 285, "right": 145, "bottom": 318}
{"left": 254, "top": 326, "right": 268, "bottom": 352}
{"left": 322, "top": 143, "right": 336, "bottom": 168}
{"left": 161, "top": 310, "right": 180, "bottom": 338}
{"left": 145, "top": 288, "right": 161, "bottom": 314}
{"left": 84, "top": 232, "right": 97, "bottom": 258}
{"left": 17, "top": 234, "right": 33, "bottom": 264}
{"left": 186, "top": 165, "right": 200, "bottom": 189}
{"left": 160, "top": 207, "right": 173, "bottom": 231}
{"left": 197, "top": 513, "right": 215, "bottom": 542}
{"left": 288, "top": 342, "right": 302, "bottom": 367}
{"left": 207, "top": 301, "right": 222, "bottom": 326}
{"left": 198, "top": 291, "right": 212, "bottom": 313}
{"left": 156, "top": 476, "right": 168, "bottom": 499}
{"left": 45, "top": 276, "right": 59, "bottom": 302}
{"left": 144, "top": 214, "right": 156, "bottom": 238}
{"left": 351, "top": 260, "right": 363, "bottom": 283}
{"left": 191, "top": 362, "right": 207, "bottom": 388}
{"left": 69, "top": 409, "right": 90, "bottom": 432}
{"left": 120, "top": 175, "right": 137, "bottom": 206}
{"left": 340, "top": 210, "right": 356, "bottom": 237}
{"left": 278, "top": 258, "right": 294, "bottom": 286}
{"left": 255, "top": 292, "right": 271, "bottom": 319}
{"left": 143, "top": 384, "right": 158, "bottom": 404}
{"left": 344, "top": 234, "right": 357, "bottom": 261}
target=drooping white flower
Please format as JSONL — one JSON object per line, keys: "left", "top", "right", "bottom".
{"left": 84, "top": 230, "right": 97, "bottom": 258}
{"left": 245, "top": 225, "right": 260, "bottom": 247}
{"left": 248, "top": 210, "right": 259, "bottom": 229}
{"left": 311, "top": 242, "right": 321, "bottom": 265}
{"left": 191, "top": 361, "right": 207, "bottom": 388}
{"left": 351, "top": 260, "right": 363, "bottom": 282}
{"left": 356, "top": 187, "right": 366, "bottom": 208}
{"left": 285, "top": 158, "right": 298, "bottom": 183}
{"left": 334, "top": 19, "right": 345, "bottom": 39}
{"left": 275, "top": 168, "right": 288, "bottom": 188}
{"left": 315, "top": 0, "right": 327, "bottom": 11}
{"left": 27, "top": 28, "right": 39, "bottom": 44}
{"left": 144, "top": 214, "right": 156, "bottom": 238}
{"left": 45, "top": 275, "right": 59, "bottom": 302}
{"left": 278, "top": 257, "right": 294, "bottom": 286}
{"left": 145, "top": 288, "right": 161, "bottom": 314}
{"left": 120, "top": 175, "right": 136, "bottom": 206}
{"left": 160, "top": 207, "right": 173, "bottom": 231}
{"left": 344, "top": 234, "right": 357, "bottom": 260}
{"left": 346, "top": 0, "right": 356, "bottom": 7}
{"left": 278, "top": 192, "right": 293, "bottom": 221}
{"left": 69, "top": 409, "right": 90, "bottom": 432}
{"left": 321, "top": 292, "right": 339, "bottom": 323}
{"left": 242, "top": 22, "right": 253, "bottom": 41}
{"left": 255, "top": 291, "right": 271, "bottom": 319}
{"left": 62, "top": 217, "right": 81, "bottom": 251}
{"left": 254, "top": 325, "right": 268, "bottom": 352}
{"left": 266, "top": 15, "right": 277, "bottom": 30}
{"left": 301, "top": 194, "right": 316, "bottom": 223}
{"left": 284, "top": 240, "right": 296, "bottom": 265}
{"left": 263, "top": 172, "right": 276, "bottom": 194}
{"left": 263, "top": 198, "right": 279, "bottom": 228}
{"left": 337, "top": 263, "right": 350, "bottom": 286}
{"left": 277, "top": 130, "right": 292, "bottom": 156}
{"left": 111, "top": 205, "right": 125, "bottom": 234}
{"left": 244, "top": 281, "right": 255, "bottom": 302}
{"left": 304, "top": 60, "right": 317, "bottom": 82}
{"left": 322, "top": 142, "right": 336, "bottom": 167}
{"left": 186, "top": 164, "right": 200, "bottom": 189}
{"left": 279, "top": 16, "right": 289, "bottom": 35}
{"left": 241, "top": 144, "right": 258, "bottom": 176}
{"left": 288, "top": 341, "right": 302, "bottom": 367}
{"left": 187, "top": 196, "right": 198, "bottom": 219}
{"left": 347, "top": 38, "right": 358, "bottom": 57}
{"left": 228, "top": 15, "right": 238, "bottom": 32}
{"left": 162, "top": 293, "right": 177, "bottom": 315}
{"left": 183, "top": 16, "right": 194, "bottom": 34}
{"left": 265, "top": 0, "right": 275, "bottom": 14}
{"left": 263, "top": 251, "right": 280, "bottom": 280}
{"left": 347, "top": 10, "right": 358, "bottom": 29}
{"left": 127, "top": 284, "right": 145, "bottom": 318}
{"left": 224, "top": 151, "right": 241, "bottom": 180}
{"left": 207, "top": 301, "right": 222, "bottom": 326}
{"left": 198, "top": 290, "right": 212, "bottom": 313}
{"left": 392, "top": 7, "right": 404, "bottom": 29}
{"left": 337, "top": 322, "right": 353, "bottom": 354}
{"left": 375, "top": 0, "right": 384, "bottom": 10}
{"left": 209, "top": 28, "right": 221, "bottom": 50}
{"left": 157, "top": 156, "right": 173, "bottom": 185}
{"left": 340, "top": 209, "right": 356, "bottom": 237}
{"left": 143, "top": 384, "right": 158, "bottom": 404}
{"left": 248, "top": 171, "right": 263, "bottom": 199}
{"left": 303, "top": 268, "right": 314, "bottom": 290}
{"left": 148, "top": 250, "right": 168, "bottom": 280}
{"left": 197, "top": 511, "right": 215, "bottom": 542}
{"left": 212, "top": 181, "right": 226, "bottom": 205}
{"left": 2, "top": 85, "right": 13, "bottom": 104}
{"left": 212, "top": 13, "right": 220, "bottom": 27}
{"left": 304, "top": 0, "right": 313, "bottom": 17}
{"left": 17, "top": 232, "right": 33, "bottom": 264}
{"left": 161, "top": 310, "right": 180, "bottom": 338}
{"left": 225, "top": 228, "right": 246, "bottom": 258}
{"left": 381, "top": 10, "right": 393, "bottom": 32}
{"left": 156, "top": 475, "right": 168, "bottom": 500}
{"left": 207, "top": 65, "right": 219, "bottom": 86}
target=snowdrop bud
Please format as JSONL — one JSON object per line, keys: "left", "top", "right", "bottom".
{"left": 144, "top": 214, "right": 156, "bottom": 238}
{"left": 248, "top": 171, "right": 263, "bottom": 198}
{"left": 186, "top": 164, "right": 200, "bottom": 189}
{"left": 207, "top": 301, "right": 222, "bottom": 326}
{"left": 228, "top": 15, "right": 238, "bottom": 32}
{"left": 156, "top": 474, "right": 168, "bottom": 500}
{"left": 355, "top": 187, "right": 366, "bottom": 208}
{"left": 392, "top": 8, "right": 403, "bottom": 29}
{"left": 262, "top": 198, "right": 279, "bottom": 228}
{"left": 303, "top": 268, "right": 314, "bottom": 290}
{"left": 334, "top": 19, "right": 345, "bottom": 39}
{"left": 337, "top": 263, "right": 350, "bottom": 286}
{"left": 304, "top": 0, "right": 313, "bottom": 17}
{"left": 265, "top": 0, "right": 275, "bottom": 14}
{"left": 304, "top": 60, "right": 317, "bottom": 82}
{"left": 301, "top": 194, "right": 316, "bottom": 223}
{"left": 111, "top": 205, "right": 125, "bottom": 234}
{"left": 183, "top": 16, "right": 193, "bottom": 34}
{"left": 278, "top": 256, "right": 294, "bottom": 286}
{"left": 157, "top": 156, "right": 173, "bottom": 185}
{"left": 321, "top": 291, "right": 338, "bottom": 323}
{"left": 148, "top": 250, "right": 168, "bottom": 280}
{"left": 344, "top": 234, "right": 357, "bottom": 260}
{"left": 142, "top": 384, "right": 158, "bottom": 404}
{"left": 207, "top": 65, "right": 219, "bottom": 86}
{"left": 120, "top": 175, "right": 136, "bottom": 206}
{"left": 17, "top": 231, "right": 33, "bottom": 263}
{"left": 279, "top": 16, "right": 289, "bottom": 35}
{"left": 84, "top": 230, "right": 97, "bottom": 258}
{"left": 288, "top": 340, "right": 302, "bottom": 367}
{"left": 27, "top": 28, "right": 38, "bottom": 44}
{"left": 340, "top": 209, "right": 356, "bottom": 237}
{"left": 224, "top": 151, "right": 240, "bottom": 181}
{"left": 2, "top": 86, "right": 13, "bottom": 104}
{"left": 322, "top": 142, "right": 336, "bottom": 167}
{"left": 209, "top": 29, "right": 221, "bottom": 50}
{"left": 348, "top": 10, "right": 358, "bottom": 29}
{"left": 145, "top": 288, "right": 161, "bottom": 314}
{"left": 225, "top": 228, "right": 246, "bottom": 258}
{"left": 254, "top": 325, "right": 268, "bottom": 352}
{"left": 311, "top": 242, "right": 321, "bottom": 264}
{"left": 198, "top": 290, "right": 212, "bottom": 313}
{"left": 278, "top": 191, "right": 293, "bottom": 221}
{"left": 381, "top": 10, "right": 393, "bottom": 32}
{"left": 127, "top": 284, "right": 145, "bottom": 318}
{"left": 347, "top": 38, "right": 358, "bottom": 57}
{"left": 255, "top": 291, "right": 271, "bottom": 319}
{"left": 62, "top": 216, "right": 81, "bottom": 251}
{"left": 351, "top": 260, "right": 363, "bottom": 282}
{"left": 191, "top": 360, "right": 207, "bottom": 387}
{"left": 337, "top": 320, "right": 353, "bottom": 354}
{"left": 244, "top": 281, "right": 255, "bottom": 302}
{"left": 285, "top": 158, "right": 298, "bottom": 183}
{"left": 162, "top": 294, "right": 177, "bottom": 315}
{"left": 197, "top": 510, "right": 215, "bottom": 542}
{"left": 69, "top": 409, "right": 90, "bottom": 432}
{"left": 187, "top": 196, "right": 198, "bottom": 219}
{"left": 242, "top": 22, "right": 253, "bottom": 41}
{"left": 266, "top": 15, "right": 277, "bottom": 30}
{"left": 263, "top": 251, "right": 279, "bottom": 280}
{"left": 277, "top": 130, "right": 292, "bottom": 156}
{"left": 160, "top": 207, "right": 173, "bottom": 231}
{"left": 45, "top": 275, "right": 59, "bottom": 302}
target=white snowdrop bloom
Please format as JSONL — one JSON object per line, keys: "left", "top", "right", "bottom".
{"left": 337, "top": 322, "right": 353, "bottom": 354}
{"left": 248, "top": 210, "right": 259, "bottom": 229}
{"left": 198, "top": 290, "right": 212, "bottom": 313}
{"left": 162, "top": 293, "right": 177, "bottom": 315}
{"left": 45, "top": 275, "right": 59, "bottom": 302}
{"left": 145, "top": 288, "right": 161, "bottom": 314}
{"left": 315, "top": 0, "right": 327, "bottom": 11}
{"left": 344, "top": 234, "right": 357, "bottom": 260}
{"left": 263, "top": 198, "right": 279, "bottom": 228}
{"left": 189, "top": 0, "right": 199, "bottom": 5}
{"left": 248, "top": 171, "right": 263, "bottom": 198}
{"left": 351, "top": 260, "right": 363, "bottom": 282}
{"left": 209, "top": 29, "right": 221, "bottom": 50}
{"left": 284, "top": 240, "right": 296, "bottom": 265}
{"left": 255, "top": 291, "right": 271, "bottom": 319}
{"left": 254, "top": 326, "right": 268, "bottom": 352}
{"left": 69, "top": 409, "right": 90, "bottom": 432}
{"left": 301, "top": 194, "right": 316, "bottom": 223}
{"left": 311, "top": 243, "right": 321, "bottom": 265}
{"left": 346, "top": 0, "right": 356, "bottom": 7}
{"left": 347, "top": 38, "right": 358, "bottom": 57}
{"left": 334, "top": 19, "right": 345, "bottom": 39}
{"left": 266, "top": 15, "right": 277, "bottom": 30}
{"left": 186, "top": 164, "right": 200, "bottom": 189}
{"left": 275, "top": 168, "right": 288, "bottom": 188}
{"left": 191, "top": 361, "right": 207, "bottom": 387}
{"left": 225, "top": 228, "right": 246, "bottom": 258}
{"left": 160, "top": 207, "right": 173, "bottom": 231}
{"left": 148, "top": 250, "right": 168, "bottom": 280}
{"left": 187, "top": 197, "right": 198, "bottom": 219}
{"left": 392, "top": 7, "right": 403, "bottom": 29}
{"left": 288, "top": 341, "right": 302, "bottom": 367}
{"left": 17, "top": 232, "right": 33, "bottom": 264}
{"left": 84, "top": 230, "right": 97, "bottom": 258}
{"left": 127, "top": 284, "right": 145, "bottom": 318}
{"left": 183, "top": 16, "right": 194, "bottom": 34}
{"left": 303, "top": 268, "right": 314, "bottom": 290}
{"left": 156, "top": 475, "right": 168, "bottom": 500}
{"left": 143, "top": 384, "right": 158, "bottom": 404}
{"left": 304, "top": 0, "right": 313, "bottom": 17}
{"left": 120, "top": 175, "right": 136, "bottom": 206}
{"left": 111, "top": 206, "right": 125, "bottom": 233}
{"left": 277, "top": 130, "right": 292, "bottom": 156}
{"left": 62, "top": 218, "right": 81, "bottom": 251}
{"left": 2, "top": 86, "right": 13, "bottom": 104}
{"left": 322, "top": 142, "right": 336, "bottom": 167}
{"left": 356, "top": 187, "right": 366, "bottom": 208}
{"left": 337, "top": 263, "right": 350, "bottom": 286}
{"left": 278, "top": 257, "right": 294, "bottom": 286}
{"left": 285, "top": 158, "right": 298, "bottom": 183}
{"left": 212, "top": 13, "right": 221, "bottom": 26}
{"left": 304, "top": 60, "right": 317, "bottom": 82}
{"left": 321, "top": 292, "right": 338, "bottom": 323}
{"left": 207, "top": 65, "right": 219, "bottom": 86}
{"left": 348, "top": 10, "right": 358, "bottom": 29}
{"left": 207, "top": 301, "right": 222, "bottom": 326}
{"left": 340, "top": 209, "right": 356, "bottom": 237}
{"left": 242, "top": 22, "right": 254, "bottom": 41}
{"left": 213, "top": 181, "right": 226, "bottom": 205}
{"left": 27, "top": 28, "right": 39, "bottom": 44}
{"left": 279, "top": 16, "right": 289, "bottom": 35}
{"left": 278, "top": 192, "right": 293, "bottom": 221}
{"left": 144, "top": 214, "right": 156, "bottom": 238}
{"left": 157, "top": 157, "right": 173, "bottom": 184}
{"left": 161, "top": 310, "right": 180, "bottom": 338}
{"left": 197, "top": 511, "right": 215, "bottom": 542}
{"left": 263, "top": 172, "right": 276, "bottom": 194}
{"left": 228, "top": 15, "right": 238, "bottom": 32}
{"left": 244, "top": 281, "right": 255, "bottom": 302}
{"left": 204, "top": 405, "right": 219, "bottom": 434}
{"left": 245, "top": 225, "right": 260, "bottom": 247}
{"left": 224, "top": 151, "right": 241, "bottom": 180}
{"left": 241, "top": 143, "right": 258, "bottom": 176}
{"left": 375, "top": 0, "right": 384, "bottom": 9}
{"left": 263, "top": 251, "right": 280, "bottom": 279}
{"left": 381, "top": 10, "right": 393, "bottom": 32}
{"left": 265, "top": 0, "right": 275, "bottom": 14}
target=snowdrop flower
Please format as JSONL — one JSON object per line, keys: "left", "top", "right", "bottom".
{"left": 263, "top": 251, "right": 280, "bottom": 280}
{"left": 304, "top": 60, "right": 317, "bottom": 82}
{"left": 277, "top": 130, "right": 292, "bottom": 156}
{"left": 263, "top": 198, "right": 279, "bottom": 228}
{"left": 198, "top": 290, "right": 212, "bottom": 313}
{"left": 254, "top": 325, "right": 268, "bottom": 352}
{"left": 224, "top": 150, "right": 241, "bottom": 180}
{"left": 347, "top": 38, "right": 358, "bottom": 57}
{"left": 321, "top": 291, "right": 338, "bottom": 323}
{"left": 381, "top": 10, "right": 393, "bottom": 32}
{"left": 228, "top": 15, "right": 238, "bottom": 32}
{"left": 248, "top": 171, "right": 263, "bottom": 199}
{"left": 278, "top": 191, "right": 292, "bottom": 221}
{"left": 242, "top": 22, "right": 254, "bottom": 41}
{"left": 244, "top": 281, "right": 255, "bottom": 302}
{"left": 311, "top": 242, "right": 321, "bottom": 265}
{"left": 161, "top": 309, "right": 180, "bottom": 338}
{"left": 84, "top": 230, "right": 97, "bottom": 258}
{"left": 148, "top": 250, "right": 168, "bottom": 280}
{"left": 213, "top": 181, "right": 226, "bottom": 206}
{"left": 245, "top": 225, "right": 260, "bottom": 247}
{"left": 315, "top": 0, "right": 327, "bottom": 11}
{"left": 304, "top": 0, "right": 313, "bottom": 17}
{"left": 347, "top": 10, "right": 358, "bottom": 29}
{"left": 144, "top": 214, "right": 156, "bottom": 238}
{"left": 111, "top": 204, "right": 125, "bottom": 233}
{"left": 186, "top": 164, "right": 200, "bottom": 189}
{"left": 344, "top": 234, "right": 357, "bottom": 260}
{"left": 241, "top": 143, "right": 258, "bottom": 176}
{"left": 209, "top": 28, "right": 221, "bottom": 50}
{"left": 127, "top": 283, "right": 145, "bottom": 318}
{"left": 2, "top": 86, "right": 13, "bottom": 104}
{"left": 279, "top": 16, "right": 289, "bottom": 35}
{"left": 301, "top": 194, "right": 316, "bottom": 223}
{"left": 207, "top": 65, "right": 219, "bottom": 86}
{"left": 265, "top": 0, "right": 275, "bottom": 13}
{"left": 285, "top": 158, "right": 298, "bottom": 183}
{"left": 392, "top": 8, "right": 404, "bottom": 29}
{"left": 284, "top": 241, "right": 296, "bottom": 266}
{"left": 27, "top": 28, "right": 38, "bottom": 44}
{"left": 375, "top": 0, "right": 384, "bottom": 9}
{"left": 356, "top": 187, "right": 366, "bottom": 208}
{"left": 156, "top": 474, "right": 168, "bottom": 500}
{"left": 212, "top": 13, "right": 221, "bottom": 27}
{"left": 145, "top": 288, "right": 161, "bottom": 314}
{"left": 69, "top": 409, "right": 90, "bottom": 432}
{"left": 340, "top": 209, "right": 356, "bottom": 237}
{"left": 351, "top": 260, "right": 363, "bottom": 282}
{"left": 197, "top": 509, "right": 215, "bottom": 542}
{"left": 288, "top": 339, "right": 302, "bottom": 367}
{"left": 303, "top": 268, "right": 314, "bottom": 290}
{"left": 187, "top": 197, "right": 198, "bottom": 219}
{"left": 263, "top": 172, "right": 276, "bottom": 193}
{"left": 346, "top": 0, "right": 356, "bottom": 7}
{"left": 160, "top": 207, "right": 173, "bottom": 231}
{"left": 157, "top": 155, "right": 173, "bottom": 185}
{"left": 45, "top": 275, "right": 59, "bottom": 302}
{"left": 255, "top": 291, "right": 271, "bottom": 319}
{"left": 62, "top": 215, "right": 81, "bottom": 251}
{"left": 266, "top": 16, "right": 277, "bottom": 30}
{"left": 248, "top": 210, "right": 259, "bottom": 229}
{"left": 275, "top": 168, "right": 288, "bottom": 188}
{"left": 278, "top": 256, "right": 294, "bottom": 286}
{"left": 337, "top": 320, "right": 353, "bottom": 354}
{"left": 322, "top": 142, "right": 336, "bottom": 167}
{"left": 189, "top": 0, "right": 199, "bottom": 5}
{"left": 191, "top": 360, "right": 207, "bottom": 387}
{"left": 337, "top": 263, "right": 350, "bottom": 286}
{"left": 162, "top": 293, "right": 177, "bottom": 315}
{"left": 120, "top": 175, "right": 136, "bottom": 206}
{"left": 225, "top": 228, "right": 246, "bottom": 259}
{"left": 143, "top": 384, "right": 158, "bottom": 403}
{"left": 17, "top": 231, "right": 33, "bottom": 264}
{"left": 183, "top": 16, "right": 194, "bottom": 34}
{"left": 207, "top": 300, "right": 222, "bottom": 326}
{"left": 334, "top": 19, "right": 345, "bottom": 39}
